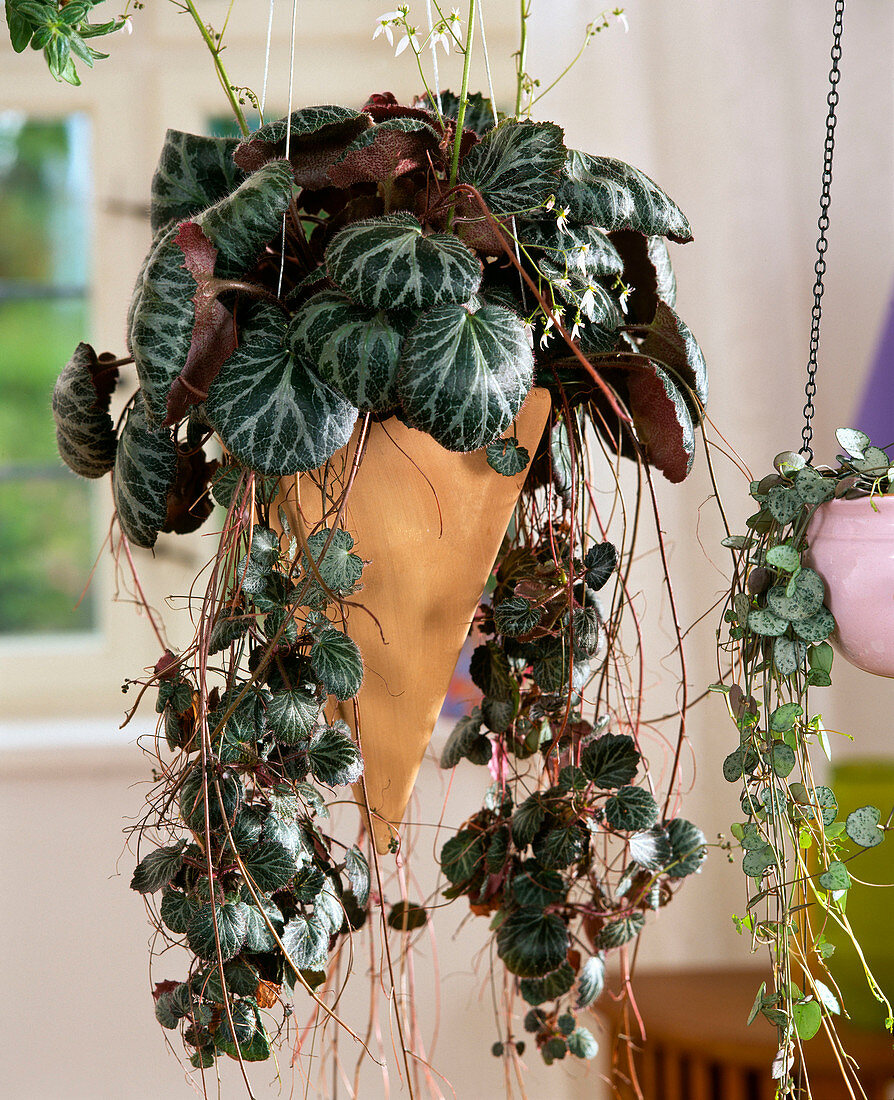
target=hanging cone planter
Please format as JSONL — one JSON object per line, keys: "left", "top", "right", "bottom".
{"left": 806, "top": 495, "right": 894, "bottom": 678}
{"left": 276, "top": 389, "right": 551, "bottom": 852}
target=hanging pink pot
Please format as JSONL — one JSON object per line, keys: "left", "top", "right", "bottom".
{"left": 805, "top": 495, "right": 894, "bottom": 678}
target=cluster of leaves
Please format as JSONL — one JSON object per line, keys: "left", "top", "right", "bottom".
{"left": 51, "top": 90, "right": 708, "bottom": 553}
{"left": 4, "top": 0, "right": 129, "bottom": 85}
{"left": 718, "top": 432, "right": 892, "bottom": 1089}
{"left": 130, "top": 489, "right": 373, "bottom": 1070}
{"left": 439, "top": 517, "right": 707, "bottom": 1063}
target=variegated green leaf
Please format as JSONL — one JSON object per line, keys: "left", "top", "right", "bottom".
{"left": 52, "top": 342, "right": 119, "bottom": 478}
{"left": 187, "top": 901, "right": 248, "bottom": 962}
{"left": 150, "top": 129, "right": 245, "bottom": 234}
{"left": 205, "top": 303, "right": 357, "bottom": 476}
{"left": 197, "top": 160, "right": 295, "bottom": 277}
{"left": 287, "top": 290, "right": 407, "bottom": 412}
{"left": 496, "top": 907, "right": 570, "bottom": 977}
{"left": 519, "top": 220, "right": 623, "bottom": 279}
{"left": 458, "top": 119, "right": 566, "bottom": 216}
{"left": 112, "top": 393, "right": 177, "bottom": 549}
{"left": 397, "top": 302, "right": 533, "bottom": 451}
{"left": 485, "top": 436, "right": 530, "bottom": 476}
{"left": 325, "top": 213, "right": 482, "bottom": 310}
{"left": 557, "top": 151, "right": 692, "bottom": 242}
{"left": 129, "top": 224, "right": 196, "bottom": 424}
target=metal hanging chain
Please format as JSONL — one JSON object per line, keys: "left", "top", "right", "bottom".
{"left": 801, "top": 0, "right": 845, "bottom": 461}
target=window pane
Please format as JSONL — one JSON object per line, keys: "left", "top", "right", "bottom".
{"left": 0, "top": 114, "right": 96, "bottom": 635}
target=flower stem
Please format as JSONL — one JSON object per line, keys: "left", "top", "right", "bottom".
{"left": 515, "top": 0, "right": 531, "bottom": 117}
{"left": 181, "top": 0, "right": 250, "bottom": 137}
{"left": 448, "top": 0, "right": 478, "bottom": 189}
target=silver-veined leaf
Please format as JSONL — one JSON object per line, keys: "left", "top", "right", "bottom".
{"left": 130, "top": 840, "right": 186, "bottom": 894}
{"left": 664, "top": 818, "right": 708, "bottom": 877}
{"left": 458, "top": 119, "right": 566, "bottom": 216}
{"left": 309, "top": 630, "right": 364, "bottom": 701}
{"left": 302, "top": 526, "right": 365, "bottom": 599}
{"left": 306, "top": 722, "right": 364, "bottom": 786}
{"left": 575, "top": 954, "right": 606, "bottom": 1009}
{"left": 519, "top": 962, "right": 575, "bottom": 1006}
{"left": 557, "top": 151, "right": 692, "bottom": 242}
{"left": 187, "top": 901, "right": 249, "bottom": 961}
{"left": 241, "top": 839, "right": 299, "bottom": 892}
{"left": 242, "top": 896, "right": 284, "bottom": 953}
{"left": 52, "top": 342, "right": 119, "bottom": 478}
{"left": 605, "top": 786, "right": 659, "bottom": 831}
{"left": 129, "top": 224, "right": 196, "bottom": 424}
{"left": 325, "top": 213, "right": 482, "bottom": 310}
{"left": 398, "top": 302, "right": 533, "bottom": 452}
{"left": 440, "top": 707, "right": 484, "bottom": 768}
{"left": 150, "top": 129, "right": 244, "bottom": 234}
{"left": 580, "top": 733, "right": 639, "bottom": 788}
{"left": 266, "top": 686, "right": 320, "bottom": 745}
{"left": 496, "top": 907, "right": 570, "bottom": 977}
{"left": 197, "top": 160, "right": 295, "bottom": 277}
{"left": 287, "top": 290, "right": 406, "bottom": 412}
{"left": 205, "top": 303, "right": 357, "bottom": 476}
{"left": 593, "top": 911, "right": 645, "bottom": 949}
{"left": 112, "top": 393, "right": 177, "bottom": 549}
{"left": 281, "top": 913, "right": 329, "bottom": 971}
{"left": 344, "top": 845, "right": 370, "bottom": 907}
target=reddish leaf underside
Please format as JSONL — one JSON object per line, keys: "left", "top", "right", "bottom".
{"left": 165, "top": 221, "right": 238, "bottom": 426}
{"left": 328, "top": 124, "right": 442, "bottom": 188}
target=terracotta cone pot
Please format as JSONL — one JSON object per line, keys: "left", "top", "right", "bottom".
{"left": 275, "top": 388, "right": 552, "bottom": 852}
{"left": 806, "top": 495, "right": 894, "bottom": 678}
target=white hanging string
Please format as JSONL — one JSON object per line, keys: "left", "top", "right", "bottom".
{"left": 424, "top": 0, "right": 442, "bottom": 110}
{"left": 260, "top": 0, "right": 276, "bottom": 119}
{"left": 476, "top": 0, "right": 500, "bottom": 126}
{"left": 277, "top": 0, "right": 299, "bottom": 298}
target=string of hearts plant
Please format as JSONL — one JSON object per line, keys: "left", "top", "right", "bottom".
{"left": 716, "top": 434, "right": 893, "bottom": 1097}
{"left": 19, "top": 1, "right": 711, "bottom": 1094}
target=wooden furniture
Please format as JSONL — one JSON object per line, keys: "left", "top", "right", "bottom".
{"left": 608, "top": 968, "right": 893, "bottom": 1100}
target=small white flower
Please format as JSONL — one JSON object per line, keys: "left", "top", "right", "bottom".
{"left": 580, "top": 286, "right": 596, "bottom": 317}
{"left": 373, "top": 19, "right": 394, "bottom": 45}
{"left": 614, "top": 9, "right": 629, "bottom": 33}
{"left": 543, "top": 195, "right": 556, "bottom": 213}
{"left": 395, "top": 29, "right": 420, "bottom": 56}
{"left": 120, "top": 14, "right": 133, "bottom": 34}
{"left": 431, "top": 28, "right": 451, "bottom": 53}
{"left": 555, "top": 206, "right": 570, "bottom": 233}
{"left": 618, "top": 283, "right": 632, "bottom": 314}
{"left": 571, "top": 319, "right": 582, "bottom": 341}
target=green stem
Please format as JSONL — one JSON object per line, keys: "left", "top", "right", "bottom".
{"left": 448, "top": 0, "right": 478, "bottom": 190}
{"left": 182, "top": 0, "right": 250, "bottom": 137}
{"left": 515, "top": 0, "right": 531, "bottom": 118}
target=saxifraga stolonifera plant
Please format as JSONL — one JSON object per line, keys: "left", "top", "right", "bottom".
{"left": 38, "top": 2, "right": 712, "bottom": 1083}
